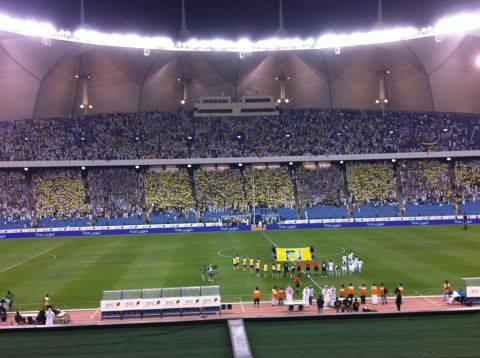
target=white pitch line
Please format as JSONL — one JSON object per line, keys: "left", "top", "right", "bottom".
{"left": 0, "top": 244, "right": 62, "bottom": 275}
{"left": 239, "top": 298, "right": 245, "bottom": 312}
{"left": 90, "top": 308, "right": 100, "bottom": 319}
{"left": 260, "top": 231, "right": 322, "bottom": 290}
{"left": 415, "top": 291, "right": 440, "bottom": 306}
{"left": 260, "top": 231, "right": 278, "bottom": 247}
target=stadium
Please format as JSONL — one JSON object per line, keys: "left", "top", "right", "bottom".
{"left": 1, "top": 0, "right": 480, "bottom": 356}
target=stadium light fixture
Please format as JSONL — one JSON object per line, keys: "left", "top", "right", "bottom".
{"left": 88, "top": 104, "right": 93, "bottom": 109}
{"left": 135, "top": 165, "right": 140, "bottom": 169}
{"left": 284, "top": 98, "right": 290, "bottom": 103}
{"left": 81, "top": 166, "right": 86, "bottom": 170}
{"left": 2, "top": 11, "right": 480, "bottom": 52}
{"left": 288, "top": 161, "right": 294, "bottom": 165}
{"left": 447, "top": 157, "right": 452, "bottom": 161}
{"left": 79, "top": 104, "right": 85, "bottom": 109}
{"left": 391, "top": 159, "right": 396, "bottom": 163}
{"left": 187, "top": 164, "right": 192, "bottom": 168}
{"left": 238, "top": 163, "right": 243, "bottom": 167}
{"left": 383, "top": 98, "right": 389, "bottom": 103}
{"left": 340, "top": 160, "right": 344, "bottom": 164}
{"left": 277, "top": 99, "right": 282, "bottom": 103}
{"left": 375, "top": 99, "right": 380, "bottom": 104}
{"left": 180, "top": 99, "right": 186, "bottom": 105}
{"left": 23, "top": 167, "right": 28, "bottom": 171}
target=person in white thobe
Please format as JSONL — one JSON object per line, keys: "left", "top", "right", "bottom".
{"left": 285, "top": 285, "right": 294, "bottom": 303}
{"left": 45, "top": 308, "right": 55, "bottom": 326}
{"left": 302, "top": 287, "right": 309, "bottom": 304}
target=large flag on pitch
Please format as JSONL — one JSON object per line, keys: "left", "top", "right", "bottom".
{"left": 276, "top": 248, "right": 312, "bottom": 262}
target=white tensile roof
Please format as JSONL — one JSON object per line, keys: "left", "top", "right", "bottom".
{"left": 0, "top": 31, "right": 480, "bottom": 121}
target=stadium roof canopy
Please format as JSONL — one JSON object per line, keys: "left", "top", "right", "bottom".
{"left": 0, "top": 11, "right": 480, "bottom": 120}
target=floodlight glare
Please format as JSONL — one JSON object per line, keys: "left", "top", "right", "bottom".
{"left": 180, "top": 99, "right": 186, "bottom": 105}
{"left": 375, "top": 99, "right": 380, "bottom": 104}
{"left": 88, "top": 104, "right": 93, "bottom": 109}
{"left": 79, "top": 104, "right": 85, "bottom": 109}
{"left": 1, "top": 11, "right": 480, "bottom": 51}
{"left": 284, "top": 98, "right": 290, "bottom": 103}
{"left": 476, "top": 55, "right": 480, "bottom": 67}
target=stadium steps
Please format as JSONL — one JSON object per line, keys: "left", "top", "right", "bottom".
{"left": 395, "top": 166, "right": 405, "bottom": 215}
{"left": 448, "top": 162, "right": 460, "bottom": 215}
{"left": 228, "top": 319, "right": 253, "bottom": 358}
{"left": 290, "top": 168, "right": 303, "bottom": 219}
{"left": 188, "top": 167, "right": 200, "bottom": 220}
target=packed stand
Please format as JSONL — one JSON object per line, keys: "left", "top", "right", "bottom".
{"left": 32, "top": 169, "right": 89, "bottom": 227}
{"left": 346, "top": 162, "right": 399, "bottom": 218}
{"left": 0, "top": 109, "right": 479, "bottom": 161}
{"left": 87, "top": 168, "right": 144, "bottom": 225}
{"left": 295, "top": 166, "right": 348, "bottom": 219}
{"left": 194, "top": 168, "right": 247, "bottom": 221}
{"left": 0, "top": 171, "right": 32, "bottom": 229}
{"left": 244, "top": 167, "right": 295, "bottom": 209}
{"left": 400, "top": 160, "right": 454, "bottom": 216}
{"left": 145, "top": 169, "right": 196, "bottom": 224}
{"left": 455, "top": 160, "right": 480, "bottom": 215}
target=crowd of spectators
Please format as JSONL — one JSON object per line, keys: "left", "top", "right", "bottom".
{"left": 0, "top": 109, "right": 479, "bottom": 160}
{"left": 346, "top": 162, "right": 397, "bottom": 205}
{"left": 295, "top": 166, "right": 346, "bottom": 207}
{"left": 87, "top": 168, "right": 143, "bottom": 219}
{"left": 244, "top": 167, "right": 295, "bottom": 208}
{"left": 194, "top": 169, "right": 247, "bottom": 212}
{"left": 400, "top": 160, "right": 452, "bottom": 204}
{"left": 145, "top": 169, "right": 195, "bottom": 212}
{"left": 455, "top": 160, "right": 480, "bottom": 202}
{"left": 32, "top": 170, "right": 88, "bottom": 219}
{"left": 0, "top": 171, "right": 31, "bottom": 226}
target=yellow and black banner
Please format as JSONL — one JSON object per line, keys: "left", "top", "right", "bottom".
{"left": 276, "top": 248, "right": 312, "bottom": 262}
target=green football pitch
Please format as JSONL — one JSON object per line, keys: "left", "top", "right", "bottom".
{"left": 0, "top": 224, "right": 478, "bottom": 310}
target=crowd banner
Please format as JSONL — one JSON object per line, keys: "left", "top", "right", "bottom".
{"left": 276, "top": 247, "right": 312, "bottom": 262}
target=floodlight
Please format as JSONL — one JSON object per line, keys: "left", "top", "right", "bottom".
{"left": 81, "top": 166, "right": 86, "bottom": 170}
{"left": 383, "top": 98, "right": 389, "bottom": 103}
{"left": 180, "top": 99, "right": 186, "bottom": 105}
{"left": 447, "top": 157, "right": 452, "bottom": 161}
{"left": 24, "top": 167, "right": 28, "bottom": 171}
{"left": 391, "top": 159, "right": 396, "bottom": 163}
{"left": 277, "top": 99, "right": 282, "bottom": 103}
{"left": 375, "top": 99, "right": 380, "bottom": 104}
{"left": 88, "top": 104, "right": 93, "bottom": 109}
{"left": 284, "top": 98, "right": 290, "bottom": 103}
{"left": 79, "top": 104, "right": 85, "bottom": 109}
{"left": 187, "top": 164, "right": 192, "bottom": 168}
{"left": 135, "top": 165, "right": 140, "bottom": 169}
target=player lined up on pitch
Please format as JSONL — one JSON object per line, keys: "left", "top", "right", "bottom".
{"left": 229, "top": 249, "right": 364, "bottom": 281}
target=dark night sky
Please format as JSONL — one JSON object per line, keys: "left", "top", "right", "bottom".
{"left": 0, "top": 0, "right": 479, "bottom": 39}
